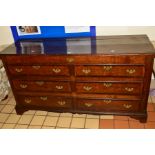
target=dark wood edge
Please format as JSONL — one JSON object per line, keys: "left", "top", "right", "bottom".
{"left": 15, "top": 104, "right": 147, "bottom": 123}
{"left": 141, "top": 56, "right": 154, "bottom": 111}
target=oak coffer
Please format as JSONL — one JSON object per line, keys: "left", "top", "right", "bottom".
{"left": 0, "top": 35, "right": 155, "bottom": 122}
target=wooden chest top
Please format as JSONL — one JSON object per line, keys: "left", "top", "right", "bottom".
{"left": 0, "top": 35, "right": 155, "bottom": 56}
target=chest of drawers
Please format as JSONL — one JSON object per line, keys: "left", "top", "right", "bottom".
{"left": 0, "top": 35, "right": 155, "bottom": 122}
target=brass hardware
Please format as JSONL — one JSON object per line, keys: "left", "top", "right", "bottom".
{"left": 57, "top": 101, "right": 66, "bottom": 106}
{"left": 82, "top": 68, "right": 91, "bottom": 74}
{"left": 126, "top": 69, "right": 136, "bottom": 74}
{"left": 52, "top": 68, "right": 61, "bottom": 73}
{"left": 32, "top": 65, "right": 40, "bottom": 70}
{"left": 123, "top": 104, "right": 132, "bottom": 109}
{"left": 84, "top": 103, "right": 93, "bottom": 107}
{"left": 24, "top": 98, "right": 31, "bottom": 103}
{"left": 103, "top": 83, "right": 112, "bottom": 88}
{"left": 20, "top": 84, "right": 27, "bottom": 89}
{"left": 56, "top": 85, "right": 63, "bottom": 90}
{"left": 83, "top": 86, "right": 92, "bottom": 91}
{"left": 35, "top": 81, "right": 44, "bottom": 86}
{"left": 103, "top": 66, "right": 112, "bottom": 71}
{"left": 125, "top": 87, "right": 134, "bottom": 92}
{"left": 66, "top": 57, "right": 74, "bottom": 63}
{"left": 40, "top": 96, "right": 48, "bottom": 101}
{"left": 15, "top": 68, "right": 23, "bottom": 72}
{"left": 103, "top": 100, "right": 112, "bottom": 104}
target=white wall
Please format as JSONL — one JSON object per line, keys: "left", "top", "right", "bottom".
{"left": 0, "top": 26, "right": 14, "bottom": 46}
{"left": 96, "top": 26, "right": 155, "bottom": 41}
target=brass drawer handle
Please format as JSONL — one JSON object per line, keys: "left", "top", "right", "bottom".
{"left": 125, "top": 87, "right": 134, "bottom": 92}
{"left": 20, "top": 84, "right": 28, "bottom": 89}
{"left": 56, "top": 85, "right": 63, "bottom": 90}
{"left": 57, "top": 101, "right": 66, "bottom": 106}
{"left": 66, "top": 57, "right": 74, "bottom": 63}
{"left": 83, "top": 86, "right": 92, "bottom": 91}
{"left": 15, "top": 68, "right": 23, "bottom": 72}
{"left": 126, "top": 69, "right": 136, "bottom": 74}
{"left": 35, "top": 81, "right": 44, "bottom": 86}
{"left": 40, "top": 96, "right": 48, "bottom": 101}
{"left": 84, "top": 103, "right": 93, "bottom": 107}
{"left": 32, "top": 65, "right": 40, "bottom": 70}
{"left": 24, "top": 98, "right": 31, "bottom": 103}
{"left": 103, "top": 66, "right": 112, "bottom": 71}
{"left": 82, "top": 69, "right": 91, "bottom": 74}
{"left": 103, "top": 83, "right": 112, "bottom": 88}
{"left": 52, "top": 68, "right": 61, "bottom": 73}
{"left": 103, "top": 100, "right": 111, "bottom": 104}
{"left": 123, "top": 104, "right": 132, "bottom": 109}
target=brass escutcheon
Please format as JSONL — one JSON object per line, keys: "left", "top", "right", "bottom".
{"left": 84, "top": 103, "right": 93, "bottom": 107}
{"left": 126, "top": 69, "right": 136, "bottom": 74}
{"left": 82, "top": 68, "right": 91, "bottom": 74}
{"left": 35, "top": 81, "right": 44, "bottom": 86}
{"left": 52, "top": 68, "right": 61, "bottom": 73}
{"left": 24, "top": 98, "right": 31, "bottom": 103}
{"left": 57, "top": 101, "right": 66, "bottom": 106}
{"left": 103, "top": 83, "right": 112, "bottom": 88}
{"left": 83, "top": 86, "right": 92, "bottom": 91}
{"left": 20, "top": 84, "right": 27, "bottom": 89}
{"left": 56, "top": 85, "right": 63, "bottom": 90}
{"left": 123, "top": 104, "right": 132, "bottom": 109}
{"left": 125, "top": 87, "right": 134, "bottom": 92}
{"left": 103, "top": 100, "right": 112, "bottom": 104}
{"left": 103, "top": 66, "right": 112, "bottom": 71}
{"left": 40, "top": 96, "right": 48, "bottom": 101}
{"left": 32, "top": 65, "right": 40, "bottom": 70}
{"left": 15, "top": 68, "right": 23, "bottom": 72}
{"left": 66, "top": 57, "right": 74, "bottom": 63}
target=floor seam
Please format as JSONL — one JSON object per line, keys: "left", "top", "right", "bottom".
{"left": 40, "top": 112, "right": 48, "bottom": 129}
{"left": 27, "top": 111, "right": 37, "bottom": 129}
{"left": 55, "top": 113, "right": 61, "bottom": 129}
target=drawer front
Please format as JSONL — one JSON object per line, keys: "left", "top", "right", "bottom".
{"left": 75, "top": 65, "right": 144, "bottom": 77}
{"left": 17, "top": 96, "right": 72, "bottom": 109}
{"left": 8, "top": 65, "right": 70, "bottom": 76}
{"left": 5, "top": 56, "right": 75, "bottom": 64}
{"left": 13, "top": 80, "right": 71, "bottom": 92}
{"left": 76, "top": 99, "right": 140, "bottom": 112}
{"left": 76, "top": 82, "right": 142, "bottom": 95}
{"left": 5, "top": 55, "right": 145, "bottom": 65}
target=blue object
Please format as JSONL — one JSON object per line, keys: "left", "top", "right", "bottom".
{"left": 14, "top": 37, "right": 96, "bottom": 55}
{"left": 11, "top": 26, "right": 96, "bottom": 42}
